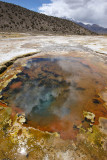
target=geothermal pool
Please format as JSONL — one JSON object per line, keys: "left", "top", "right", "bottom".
{"left": 0, "top": 56, "right": 107, "bottom": 140}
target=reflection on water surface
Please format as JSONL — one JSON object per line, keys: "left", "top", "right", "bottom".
{"left": 0, "top": 56, "right": 107, "bottom": 139}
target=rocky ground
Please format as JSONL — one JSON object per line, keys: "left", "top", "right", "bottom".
{"left": 0, "top": 32, "right": 107, "bottom": 160}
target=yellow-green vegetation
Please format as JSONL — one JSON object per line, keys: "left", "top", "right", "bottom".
{"left": 76, "top": 112, "right": 107, "bottom": 160}
{"left": 0, "top": 105, "right": 11, "bottom": 129}
{"left": 87, "top": 126, "right": 105, "bottom": 147}
{"left": 77, "top": 125, "right": 107, "bottom": 160}
{"left": 0, "top": 104, "right": 63, "bottom": 159}
{"left": 0, "top": 105, "right": 107, "bottom": 159}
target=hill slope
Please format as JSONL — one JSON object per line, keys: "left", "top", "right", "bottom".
{"left": 0, "top": 1, "right": 95, "bottom": 35}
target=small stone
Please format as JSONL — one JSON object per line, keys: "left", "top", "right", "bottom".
{"left": 18, "top": 114, "right": 26, "bottom": 124}
{"left": 83, "top": 111, "right": 95, "bottom": 123}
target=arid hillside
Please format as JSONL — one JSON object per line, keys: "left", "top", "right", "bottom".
{"left": 0, "top": 1, "right": 96, "bottom": 35}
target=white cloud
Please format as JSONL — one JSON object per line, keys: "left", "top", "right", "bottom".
{"left": 39, "top": 0, "right": 107, "bottom": 27}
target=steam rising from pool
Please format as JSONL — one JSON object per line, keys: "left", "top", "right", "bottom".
{"left": 0, "top": 56, "right": 106, "bottom": 139}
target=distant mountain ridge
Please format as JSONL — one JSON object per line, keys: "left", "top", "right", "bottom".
{"left": 0, "top": 1, "right": 96, "bottom": 35}
{"left": 61, "top": 17, "right": 107, "bottom": 34}
{"left": 76, "top": 22, "right": 107, "bottom": 34}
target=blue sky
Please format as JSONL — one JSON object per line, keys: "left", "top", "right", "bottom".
{"left": 0, "top": 0, "right": 51, "bottom": 11}
{"left": 0, "top": 0, "right": 107, "bottom": 27}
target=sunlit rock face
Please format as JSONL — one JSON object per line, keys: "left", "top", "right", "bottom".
{"left": 0, "top": 56, "right": 107, "bottom": 139}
